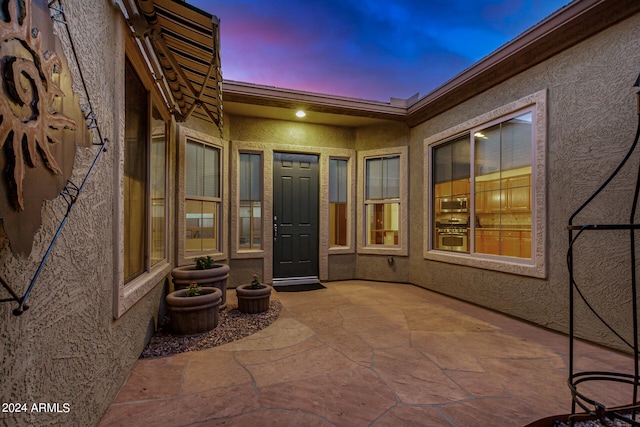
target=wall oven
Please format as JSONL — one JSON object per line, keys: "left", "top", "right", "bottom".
{"left": 435, "top": 218, "right": 469, "bottom": 252}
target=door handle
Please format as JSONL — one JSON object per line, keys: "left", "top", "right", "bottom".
{"left": 273, "top": 216, "right": 278, "bottom": 241}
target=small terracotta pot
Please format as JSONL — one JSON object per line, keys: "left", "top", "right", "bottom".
{"left": 236, "top": 284, "right": 273, "bottom": 314}
{"left": 166, "top": 287, "right": 222, "bottom": 335}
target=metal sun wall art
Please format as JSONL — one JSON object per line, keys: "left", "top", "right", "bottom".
{"left": 0, "top": 0, "right": 87, "bottom": 256}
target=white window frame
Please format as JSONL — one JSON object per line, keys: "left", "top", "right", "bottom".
{"left": 357, "top": 146, "right": 409, "bottom": 256}
{"left": 424, "top": 90, "right": 547, "bottom": 278}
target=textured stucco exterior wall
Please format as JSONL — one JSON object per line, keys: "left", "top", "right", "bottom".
{"left": 0, "top": 2, "right": 168, "bottom": 426}
{"left": 355, "top": 121, "right": 409, "bottom": 152}
{"left": 408, "top": 12, "right": 640, "bottom": 351}
{"left": 228, "top": 115, "right": 356, "bottom": 149}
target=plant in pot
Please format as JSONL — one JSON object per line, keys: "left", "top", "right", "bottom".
{"left": 165, "top": 282, "right": 223, "bottom": 335}
{"left": 171, "top": 256, "right": 230, "bottom": 309}
{"left": 236, "top": 274, "right": 273, "bottom": 314}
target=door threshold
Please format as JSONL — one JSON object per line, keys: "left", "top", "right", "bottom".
{"left": 272, "top": 276, "right": 321, "bottom": 286}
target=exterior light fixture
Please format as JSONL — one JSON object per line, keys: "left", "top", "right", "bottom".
{"left": 295, "top": 110, "right": 306, "bottom": 118}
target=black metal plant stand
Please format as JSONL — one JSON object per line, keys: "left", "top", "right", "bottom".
{"left": 566, "top": 73, "right": 640, "bottom": 426}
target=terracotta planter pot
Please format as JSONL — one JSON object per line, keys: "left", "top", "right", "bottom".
{"left": 166, "top": 287, "right": 222, "bottom": 335}
{"left": 236, "top": 284, "right": 273, "bottom": 314}
{"left": 171, "top": 263, "right": 229, "bottom": 309}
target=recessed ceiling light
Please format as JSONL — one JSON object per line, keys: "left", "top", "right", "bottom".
{"left": 295, "top": 110, "right": 306, "bottom": 118}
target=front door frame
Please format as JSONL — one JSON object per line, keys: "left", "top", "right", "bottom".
{"left": 263, "top": 146, "right": 324, "bottom": 284}
{"left": 272, "top": 151, "right": 320, "bottom": 280}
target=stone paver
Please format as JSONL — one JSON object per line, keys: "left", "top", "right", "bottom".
{"left": 99, "top": 280, "right": 636, "bottom": 427}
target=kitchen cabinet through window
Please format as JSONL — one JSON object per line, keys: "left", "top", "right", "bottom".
{"left": 432, "top": 110, "right": 533, "bottom": 259}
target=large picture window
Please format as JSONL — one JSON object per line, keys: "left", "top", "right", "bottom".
{"left": 432, "top": 112, "right": 532, "bottom": 258}
{"left": 424, "top": 90, "right": 546, "bottom": 278}
{"left": 185, "top": 139, "right": 220, "bottom": 253}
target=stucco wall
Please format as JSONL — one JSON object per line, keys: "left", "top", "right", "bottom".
{"left": 408, "top": 11, "right": 640, "bottom": 351}
{"left": 0, "top": 2, "right": 168, "bottom": 426}
{"left": 227, "top": 115, "right": 357, "bottom": 149}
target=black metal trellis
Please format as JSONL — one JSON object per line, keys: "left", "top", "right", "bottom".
{"left": 0, "top": 0, "right": 108, "bottom": 315}
{"left": 566, "top": 73, "right": 640, "bottom": 426}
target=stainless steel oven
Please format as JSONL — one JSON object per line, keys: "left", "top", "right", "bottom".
{"left": 435, "top": 218, "right": 469, "bottom": 252}
{"left": 437, "top": 231, "right": 468, "bottom": 252}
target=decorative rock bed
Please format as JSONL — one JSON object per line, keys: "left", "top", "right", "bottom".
{"left": 141, "top": 300, "right": 282, "bottom": 358}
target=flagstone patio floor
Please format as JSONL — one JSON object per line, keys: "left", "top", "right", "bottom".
{"left": 98, "top": 280, "right": 635, "bottom": 426}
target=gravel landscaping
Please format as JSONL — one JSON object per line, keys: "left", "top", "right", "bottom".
{"left": 556, "top": 421, "right": 632, "bottom": 426}
{"left": 141, "top": 300, "right": 282, "bottom": 358}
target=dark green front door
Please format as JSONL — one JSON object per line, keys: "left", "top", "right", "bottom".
{"left": 273, "top": 152, "right": 319, "bottom": 279}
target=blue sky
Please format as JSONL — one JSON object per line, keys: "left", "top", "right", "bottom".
{"left": 190, "top": 0, "right": 570, "bottom": 101}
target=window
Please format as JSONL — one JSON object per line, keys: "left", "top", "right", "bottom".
{"left": 124, "top": 58, "right": 147, "bottom": 281}
{"left": 424, "top": 90, "right": 546, "bottom": 278}
{"left": 185, "top": 139, "right": 220, "bottom": 253}
{"left": 124, "top": 58, "right": 167, "bottom": 282}
{"left": 432, "top": 112, "right": 532, "bottom": 258}
{"left": 474, "top": 112, "right": 532, "bottom": 258}
{"left": 239, "top": 152, "right": 262, "bottom": 250}
{"left": 358, "top": 147, "right": 408, "bottom": 255}
{"left": 366, "top": 156, "right": 400, "bottom": 246}
{"left": 433, "top": 135, "right": 470, "bottom": 252}
{"left": 151, "top": 114, "right": 167, "bottom": 266}
{"left": 329, "top": 158, "right": 348, "bottom": 247}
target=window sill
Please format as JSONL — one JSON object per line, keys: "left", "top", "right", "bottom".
{"left": 425, "top": 249, "right": 545, "bottom": 278}
{"left": 329, "top": 246, "right": 354, "bottom": 255}
{"left": 115, "top": 260, "right": 171, "bottom": 319}
{"left": 233, "top": 249, "right": 265, "bottom": 259}
{"left": 358, "top": 246, "right": 408, "bottom": 256}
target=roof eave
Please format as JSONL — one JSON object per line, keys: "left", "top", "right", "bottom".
{"left": 223, "top": 80, "right": 407, "bottom": 122}
{"left": 406, "top": 0, "right": 640, "bottom": 127}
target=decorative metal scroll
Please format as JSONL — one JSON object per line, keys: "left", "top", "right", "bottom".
{"left": 566, "top": 74, "right": 640, "bottom": 425}
{"left": 0, "top": 0, "right": 92, "bottom": 256}
{"left": 0, "top": 0, "right": 107, "bottom": 315}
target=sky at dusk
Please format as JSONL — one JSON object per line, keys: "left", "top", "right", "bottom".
{"left": 190, "top": 0, "right": 570, "bottom": 102}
